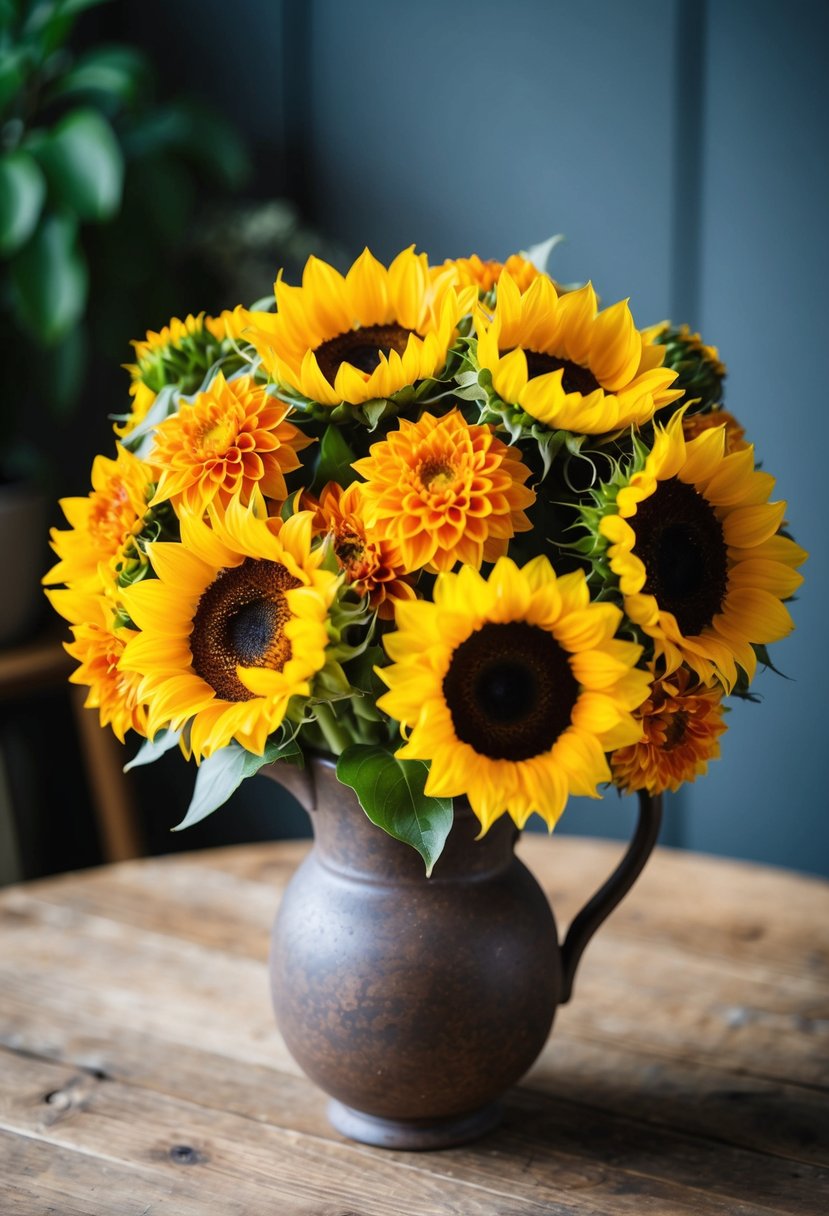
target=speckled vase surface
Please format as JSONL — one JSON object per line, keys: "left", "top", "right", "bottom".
{"left": 268, "top": 756, "right": 560, "bottom": 1149}
{"left": 267, "top": 756, "right": 661, "bottom": 1150}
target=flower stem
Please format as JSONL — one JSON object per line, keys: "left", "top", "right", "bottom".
{"left": 314, "top": 702, "right": 352, "bottom": 756}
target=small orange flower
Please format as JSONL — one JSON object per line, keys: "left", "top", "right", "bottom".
{"left": 352, "top": 409, "right": 535, "bottom": 573}
{"left": 66, "top": 609, "right": 148, "bottom": 742}
{"left": 43, "top": 446, "right": 156, "bottom": 595}
{"left": 316, "top": 482, "right": 416, "bottom": 618}
{"left": 447, "top": 253, "right": 540, "bottom": 294}
{"left": 150, "top": 372, "right": 311, "bottom": 514}
{"left": 611, "top": 666, "right": 727, "bottom": 795}
{"left": 682, "top": 408, "right": 748, "bottom": 453}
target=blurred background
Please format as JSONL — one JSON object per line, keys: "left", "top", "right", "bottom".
{"left": 1, "top": 0, "right": 826, "bottom": 884}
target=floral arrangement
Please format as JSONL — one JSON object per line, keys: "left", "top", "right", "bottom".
{"left": 44, "top": 241, "right": 806, "bottom": 871}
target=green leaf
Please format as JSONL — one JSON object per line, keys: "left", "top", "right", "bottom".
{"left": 0, "top": 46, "right": 30, "bottom": 113}
{"left": 0, "top": 150, "right": 46, "bottom": 255}
{"left": 47, "top": 45, "right": 149, "bottom": 109}
{"left": 336, "top": 744, "right": 453, "bottom": 875}
{"left": 123, "top": 729, "right": 181, "bottom": 772}
{"left": 34, "top": 107, "right": 124, "bottom": 221}
{"left": 9, "top": 210, "right": 88, "bottom": 343}
{"left": 311, "top": 423, "right": 358, "bottom": 494}
{"left": 173, "top": 737, "right": 302, "bottom": 831}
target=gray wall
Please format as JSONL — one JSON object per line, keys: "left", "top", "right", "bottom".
{"left": 134, "top": 0, "right": 827, "bottom": 876}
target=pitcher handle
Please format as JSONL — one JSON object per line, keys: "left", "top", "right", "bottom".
{"left": 559, "top": 791, "right": 663, "bottom": 1004}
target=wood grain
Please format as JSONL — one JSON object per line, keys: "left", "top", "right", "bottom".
{"left": 1, "top": 836, "right": 827, "bottom": 1215}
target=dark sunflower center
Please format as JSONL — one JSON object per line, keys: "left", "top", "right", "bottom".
{"left": 190, "top": 558, "right": 300, "bottom": 701}
{"left": 633, "top": 477, "right": 728, "bottom": 637}
{"left": 504, "top": 348, "right": 601, "bottom": 395}
{"left": 314, "top": 324, "right": 414, "bottom": 384}
{"left": 442, "top": 621, "right": 579, "bottom": 761}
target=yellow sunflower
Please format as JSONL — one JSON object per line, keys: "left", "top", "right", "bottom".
{"left": 611, "top": 665, "right": 726, "bottom": 795}
{"left": 119, "top": 499, "right": 338, "bottom": 760}
{"left": 352, "top": 408, "right": 535, "bottom": 573}
{"left": 316, "top": 482, "right": 416, "bottom": 619}
{"left": 150, "top": 372, "right": 311, "bottom": 515}
{"left": 597, "top": 411, "right": 807, "bottom": 690}
{"left": 243, "top": 247, "right": 477, "bottom": 408}
{"left": 378, "top": 556, "right": 650, "bottom": 833}
{"left": 475, "top": 272, "right": 683, "bottom": 433}
{"left": 43, "top": 445, "right": 157, "bottom": 595}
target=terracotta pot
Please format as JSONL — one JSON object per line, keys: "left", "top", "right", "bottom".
{"left": 266, "top": 756, "right": 661, "bottom": 1150}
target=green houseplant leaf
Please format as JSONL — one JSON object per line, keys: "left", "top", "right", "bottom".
{"left": 32, "top": 106, "right": 124, "bottom": 221}
{"left": 0, "top": 150, "right": 46, "bottom": 255}
{"left": 9, "top": 210, "right": 88, "bottom": 343}
{"left": 337, "top": 744, "right": 453, "bottom": 875}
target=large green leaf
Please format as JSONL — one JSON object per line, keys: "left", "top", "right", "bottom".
{"left": 0, "top": 150, "right": 46, "bottom": 255}
{"left": 9, "top": 211, "right": 88, "bottom": 343}
{"left": 123, "top": 729, "right": 181, "bottom": 772}
{"left": 47, "top": 45, "right": 148, "bottom": 109}
{"left": 34, "top": 106, "right": 124, "bottom": 221}
{"left": 0, "top": 46, "right": 30, "bottom": 113}
{"left": 336, "top": 744, "right": 453, "bottom": 875}
{"left": 173, "top": 737, "right": 303, "bottom": 831}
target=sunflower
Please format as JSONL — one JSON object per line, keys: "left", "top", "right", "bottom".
{"left": 447, "top": 253, "right": 540, "bottom": 294}
{"left": 119, "top": 310, "right": 254, "bottom": 438}
{"left": 352, "top": 409, "right": 535, "bottom": 573}
{"left": 64, "top": 600, "right": 149, "bottom": 743}
{"left": 119, "top": 500, "right": 338, "bottom": 760}
{"left": 316, "top": 482, "right": 416, "bottom": 618}
{"left": 243, "top": 247, "right": 477, "bottom": 409}
{"left": 377, "top": 556, "right": 650, "bottom": 833}
{"left": 595, "top": 411, "right": 807, "bottom": 690}
{"left": 644, "top": 321, "right": 726, "bottom": 412}
{"left": 611, "top": 665, "right": 726, "bottom": 795}
{"left": 150, "top": 372, "right": 311, "bottom": 515}
{"left": 474, "top": 272, "right": 683, "bottom": 434}
{"left": 43, "top": 446, "right": 157, "bottom": 595}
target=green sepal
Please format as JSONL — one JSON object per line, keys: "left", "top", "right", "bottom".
{"left": 311, "top": 423, "right": 358, "bottom": 495}
{"left": 336, "top": 744, "right": 453, "bottom": 876}
{"left": 118, "top": 383, "right": 181, "bottom": 457}
{"left": 173, "top": 735, "right": 303, "bottom": 831}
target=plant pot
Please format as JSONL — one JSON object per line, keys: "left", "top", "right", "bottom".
{"left": 266, "top": 756, "right": 661, "bottom": 1150}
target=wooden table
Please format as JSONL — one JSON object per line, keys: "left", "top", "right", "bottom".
{"left": 1, "top": 835, "right": 827, "bottom": 1215}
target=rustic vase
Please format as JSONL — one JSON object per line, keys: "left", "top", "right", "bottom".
{"left": 266, "top": 756, "right": 661, "bottom": 1150}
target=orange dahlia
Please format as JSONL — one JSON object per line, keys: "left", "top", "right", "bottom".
{"left": 66, "top": 608, "right": 149, "bottom": 743}
{"left": 150, "top": 372, "right": 311, "bottom": 514}
{"left": 447, "top": 253, "right": 540, "bottom": 294}
{"left": 352, "top": 409, "right": 535, "bottom": 573}
{"left": 611, "top": 666, "right": 727, "bottom": 795}
{"left": 43, "top": 445, "right": 157, "bottom": 595}
{"left": 682, "top": 407, "right": 748, "bottom": 453}
{"left": 316, "top": 482, "right": 416, "bottom": 618}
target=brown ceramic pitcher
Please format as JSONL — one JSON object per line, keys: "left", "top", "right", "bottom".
{"left": 266, "top": 756, "right": 662, "bottom": 1150}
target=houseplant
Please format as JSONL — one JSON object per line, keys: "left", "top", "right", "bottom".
{"left": 1, "top": 0, "right": 248, "bottom": 643}
{"left": 43, "top": 241, "right": 806, "bottom": 1145}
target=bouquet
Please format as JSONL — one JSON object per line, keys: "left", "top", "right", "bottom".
{"left": 44, "top": 241, "right": 806, "bottom": 871}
